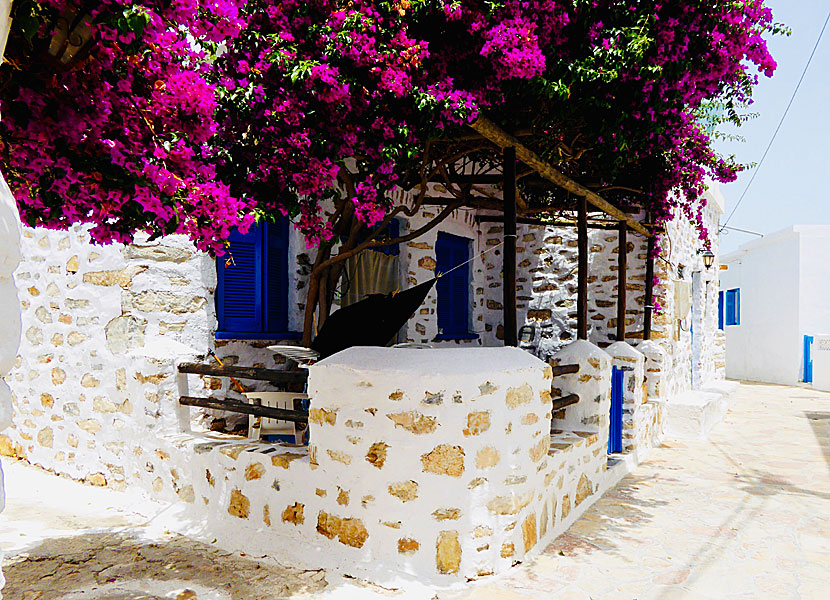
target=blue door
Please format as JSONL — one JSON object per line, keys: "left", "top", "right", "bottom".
{"left": 608, "top": 366, "right": 624, "bottom": 453}
{"left": 804, "top": 335, "right": 814, "bottom": 383}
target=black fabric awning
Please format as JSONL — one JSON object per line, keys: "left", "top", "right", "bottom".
{"left": 310, "top": 278, "right": 437, "bottom": 360}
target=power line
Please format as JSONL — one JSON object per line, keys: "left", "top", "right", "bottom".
{"left": 720, "top": 9, "right": 830, "bottom": 232}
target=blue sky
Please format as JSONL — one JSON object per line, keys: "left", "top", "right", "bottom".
{"left": 714, "top": 0, "right": 830, "bottom": 254}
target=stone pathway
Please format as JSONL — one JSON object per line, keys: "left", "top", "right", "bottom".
{"left": 446, "top": 381, "right": 830, "bottom": 600}
{"left": 1, "top": 382, "right": 828, "bottom": 599}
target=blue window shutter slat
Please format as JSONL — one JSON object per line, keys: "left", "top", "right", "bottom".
{"left": 436, "top": 234, "right": 451, "bottom": 333}
{"left": 450, "top": 269, "right": 468, "bottom": 333}
{"left": 718, "top": 291, "right": 724, "bottom": 330}
{"left": 264, "top": 219, "right": 289, "bottom": 332}
{"left": 217, "top": 225, "right": 262, "bottom": 333}
{"left": 725, "top": 290, "right": 736, "bottom": 326}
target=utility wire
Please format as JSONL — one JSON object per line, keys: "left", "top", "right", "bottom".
{"left": 720, "top": 9, "right": 830, "bottom": 232}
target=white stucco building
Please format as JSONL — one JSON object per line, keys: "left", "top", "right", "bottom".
{"left": 720, "top": 225, "right": 830, "bottom": 386}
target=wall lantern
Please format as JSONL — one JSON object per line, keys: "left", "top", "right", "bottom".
{"left": 48, "top": 6, "right": 94, "bottom": 68}
{"left": 697, "top": 249, "right": 715, "bottom": 270}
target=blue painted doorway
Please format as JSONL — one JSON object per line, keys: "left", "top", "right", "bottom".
{"left": 608, "top": 366, "right": 624, "bottom": 454}
{"left": 804, "top": 335, "right": 814, "bottom": 383}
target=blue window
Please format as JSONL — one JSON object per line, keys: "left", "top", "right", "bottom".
{"left": 368, "top": 219, "right": 400, "bottom": 256}
{"left": 718, "top": 290, "right": 724, "bottom": 330}
{"left": 215, "top": 219, "right": 296, "bottom": 339}
{"left": 342, "top": 219, "right": 401, "bottom": 256}
{"left": 435, "top": 232, "right": 476, "bottom": 340}
{"left": 725, "top": 288, "right": 740, "bottom": 326}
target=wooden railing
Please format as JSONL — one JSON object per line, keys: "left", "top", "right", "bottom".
{"left": 177, "top": 360, "right": 581, "bottom": 425}
{"left": 550, "top": 363, "right": 580, "bottom": 411}
{"left": 177, "top": 362, "right": 309, "bottom": 424}
{"left": 178, "top": 362, "right": 308, "bottom": 384}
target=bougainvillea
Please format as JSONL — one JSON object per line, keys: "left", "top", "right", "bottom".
{"left": 0, "top": 0, "right": 782, "bottom": 254}
{"left": 0, "top": 0, "right": 252, "bottom": 253}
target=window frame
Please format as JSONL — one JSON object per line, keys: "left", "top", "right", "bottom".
{"left": 215, "top": 219, "right": 300, "bottom": 340}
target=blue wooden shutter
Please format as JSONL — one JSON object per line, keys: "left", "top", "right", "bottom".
{"left": 725, "top": 289, "right": 736, "bottom": 326}
{"left": 264, "top": 219, "right": 289, "bottom": 333}
{"left": 217, "top": 225, "right": 262, "bottom": 333}
{"left": 718, "top": 291, "right": 724, "bottom": 330}
{"left": 436, "top": 232, "right": 470, "bottom": 336}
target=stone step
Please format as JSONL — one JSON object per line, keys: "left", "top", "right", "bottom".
{"left": 664, "top": 383, "right": 735, "bottom": 440}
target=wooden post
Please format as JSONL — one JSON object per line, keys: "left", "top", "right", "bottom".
{"left": 617, "top": 221, "right": 627, "bottom": 342}
{"left": 643, "top": 234, "right": 655, "bottom": 340}
{"left": 503, "top": 146, "right": 518, "bottom": 346}
{"left": 577, "top": 195, "right": 588, "bottom": 340}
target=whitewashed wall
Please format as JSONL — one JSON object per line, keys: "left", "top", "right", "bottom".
{"left": 721, "top": 225, "right": 830, "bottom": 385}
{"left": 5, "top": 185, "right": 725, "bottom": 476}
{"left": 0, "top": 173, "right": 21, "bottom": 595}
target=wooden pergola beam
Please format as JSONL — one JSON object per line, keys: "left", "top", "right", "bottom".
{"left": 469, "top": 117, "right": 652, "bottom": 238}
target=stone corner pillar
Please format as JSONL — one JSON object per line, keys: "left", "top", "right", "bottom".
{"left": 606, "top": 341, "right": 645, "bottom": 404}
{"left": 549, "top": 339, "right": 612, "bottom": 434}
{"left": 606, "top": 341, "right": 646, "bottom": 451}
{"left": 637, "top": 340, "right": 667, "bottom": 401}
{"left": 306, "top": 346, "right": 552, "bottom": 583}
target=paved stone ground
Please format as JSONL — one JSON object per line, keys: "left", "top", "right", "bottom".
{"left": 1, "top": 381, "right": 828, "bottom": 599}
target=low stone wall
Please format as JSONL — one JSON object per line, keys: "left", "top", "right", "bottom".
{"left": 170, "top": 345, "right": 614, "bottom": 584}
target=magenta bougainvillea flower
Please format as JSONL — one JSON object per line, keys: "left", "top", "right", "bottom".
{"left": 0, "top": 1, "right": 782, "bottom": 254}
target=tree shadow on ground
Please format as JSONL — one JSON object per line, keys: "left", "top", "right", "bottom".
{"left": 3, "top": 530, "right": 328, "bottom": 600}
{"left": 805, "top": 411, "right": 830, "bottom": 477}
{"left": 540, "top": 471, "right": 672, "bottom": 558}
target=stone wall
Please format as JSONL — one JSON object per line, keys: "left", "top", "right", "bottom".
{"left": 2, "top": 225, "right": 311, "bottom": 487}
{"left": 8, "top": 339, "right": 616, "bottom": 584}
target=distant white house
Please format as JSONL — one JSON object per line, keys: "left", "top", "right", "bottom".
{"left": 720, "top": 225, "right": 830, "bottom": 386}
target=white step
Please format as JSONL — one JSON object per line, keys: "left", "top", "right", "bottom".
{"left": 664, "top": 386, "right": 732, "bottom": 440}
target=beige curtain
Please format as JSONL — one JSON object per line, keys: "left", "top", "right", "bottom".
{"left": 674, "top": 280, "right": 692, "bottom": 320}
{"left": 342, "top": 251, "right": 400, "bottom": 307}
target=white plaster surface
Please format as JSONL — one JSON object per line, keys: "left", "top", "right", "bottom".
{"left": 664, "top": 387, "right": 734, "bottom": 440}
{"left": 0, "top": 171, "right": 22, "bottom": 593}
{"left": 810, "top": 334, "right": 830, "bottom": 392}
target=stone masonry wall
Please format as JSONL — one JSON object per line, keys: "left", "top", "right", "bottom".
{"left": 2, "top": 224, "right": 311, "bottom": 488}
{"left": 476, "top": 197, "right": 724, "bottom": 399}
{"left": 174, "top": 346, "right": 611, "bottom": 584}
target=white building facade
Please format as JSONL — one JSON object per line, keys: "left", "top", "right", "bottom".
{"left": 0, "top": 185, "right": 729, "bottom": 582}
{"left": 720, "top": 225, "right": 830, "bottom": 386}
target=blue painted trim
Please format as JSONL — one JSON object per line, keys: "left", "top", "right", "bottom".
{"left": 433, "top": 333, "right": 480, "bottom": 341}
{"left": 725, "top": 288, "right": 740, "bottom": 326}
{"left": 215, "top": 331, "right": 302, "bottom": 341}
{"left": 804, "top": 335, "right": 814, "bottom": 383}
{"left": 608, "top": 366, "right": 624, "bottom": 454}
